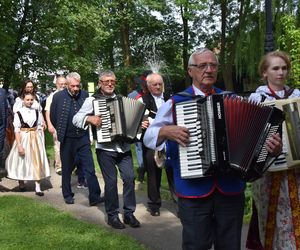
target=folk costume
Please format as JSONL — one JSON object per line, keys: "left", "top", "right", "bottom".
{"left": 50, "top": 88, "right": 102, "bottom": 204}
{"left": 143, "top": 85, "right": 246, "bottom": 250}
{"left": 248, "top": 85, "right": 300, "bottom": 250}
{"left": 5, "top": 106, "right": 50, "bottom": 181}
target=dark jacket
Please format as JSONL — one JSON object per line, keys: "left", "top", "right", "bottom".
{"left": 0, "top": 88, "right": 7, "bottom": 156}
{"left": 50, "top": 88, "right": 88, "bottom": 143}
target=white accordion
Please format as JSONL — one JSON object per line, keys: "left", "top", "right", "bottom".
{"left": 264, "top": 97, "right": 300, "bottom": 171}
{"left": 93, "top": 96, "right": 146, "bottom": 143}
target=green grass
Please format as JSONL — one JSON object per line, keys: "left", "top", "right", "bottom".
{"left": 0, "top": 195, "right": 145, "bottom": 250}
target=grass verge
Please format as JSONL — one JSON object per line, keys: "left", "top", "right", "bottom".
{"left": 0, "top": 195, "right": 146, "bottom": 250}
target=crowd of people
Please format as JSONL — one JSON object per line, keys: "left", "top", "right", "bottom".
{"left": 0, "top": 48, "right": 299, "bottom": 250}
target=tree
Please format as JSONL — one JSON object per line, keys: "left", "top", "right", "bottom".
{"left": 278, "top": 15, "right": 300, "bottom": 88}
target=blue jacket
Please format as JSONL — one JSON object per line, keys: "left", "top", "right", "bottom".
{"left": 166, "top": 86, "right": 246, "bottom": 198}
{"left": 50, "top": 89, "right": 88, "bottom": 143}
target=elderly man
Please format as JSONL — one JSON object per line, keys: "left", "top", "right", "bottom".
{"left": 45, "top": 75, "right": 66, "bottom": 175}
{"left": 143, "top": 48, "right": 283, "bottom": 250}
{"left": 139, "top": 73, "right": 169, "bottom": 216}
{"left": 50, "top": 72, "right": 103, "bottom": 205}
{"left": 73, "top": 70, "right": 140, "bottom": 229}
{"left": 0, "top": 87, "right": 8, "bottom": 179}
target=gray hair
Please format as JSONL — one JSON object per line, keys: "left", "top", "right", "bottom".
{"left": 188, "top": 48, "right": 218, "bottom": 66}
{"left": 98, "top": 70, "right": 116, "bottom": 81}
{"left": 66, "top": 72, "right": 81, "bottom": 82}
{"left": 146, "top": 73, "right": 164, "bottom": 86}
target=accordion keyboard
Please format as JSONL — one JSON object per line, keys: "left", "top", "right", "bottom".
{"left": 93, "top": 99, "right": 117, "bottom": 142}
{"left": 176, "top": 101, "right": 211, "bottom": 178}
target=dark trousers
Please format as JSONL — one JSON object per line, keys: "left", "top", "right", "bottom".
{"left": 178, "top": 190, "right": 245, "bottom": 250}
{"left": 143, "top": 147, "right": 162, "bottom": 210}
{"left": 96, "top": 149, "right": 136, "bottom": 217}
{"left": 60, "top": 135, "right": 101, "bottom": 203}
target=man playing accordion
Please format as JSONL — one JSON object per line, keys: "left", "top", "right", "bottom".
{"left": 143, "top": 48, "right": 283, "bottom": 250}
{"left": 73, "top": 70, "right": 140, "bottom": 230}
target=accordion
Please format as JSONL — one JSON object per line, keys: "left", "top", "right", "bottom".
{"left": 175, "top": 94, "right": 285, "bottom": 182}
{"left": 93, "top": 96, "right": 146, "bottom": 143}
{"left": 263, "top": 98, "right": 300, "bottom": 171}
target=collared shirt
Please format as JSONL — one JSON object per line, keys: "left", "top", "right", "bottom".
{"left": 152, "top": 93, "right": 165, "bottom": 109}
{"left": 72, "top": 95, "right": 130, "bottom": 153}
{"left": 143, "top": 84, "right": 205, "bottom": 150}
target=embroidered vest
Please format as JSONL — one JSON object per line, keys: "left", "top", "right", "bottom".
{"left": 165, "top": 86, "right": 246, "bottom": 198}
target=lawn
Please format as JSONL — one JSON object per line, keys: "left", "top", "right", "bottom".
{"left": 0, "top": 195, "right": 145, "bottom": 250}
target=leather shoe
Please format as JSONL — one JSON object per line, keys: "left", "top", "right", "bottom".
{"left": 35, "top": 192, "right": 44, "bottom": 196}
{"left": 19, "top": 186, "right": 26, "bottom": 192}
{"left": 147, "top": 208, "right": 160, "bottom": 216}
{"left": 64, "top": 197, "right": 74, "bottom": 204}
{"left": 123, "top": 214, "right": 140, "bottom": 228}
{"left": 89, "top": 196, "right": 105, "bottom": 206}
{"left": 107, "top": 216, "right": 125, "bottom": 229}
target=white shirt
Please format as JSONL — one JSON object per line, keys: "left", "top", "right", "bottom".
{"left": 72, "top": 95, "right": 131, "bottom": 153}
{"left": 13, "top": 107, "right": 43, "bottom": 132}
{"left": 13, "top": 96, "right": 42, "bottom": 113}
{"left": 143, "top": 85, "right": 205, "bottom": 150}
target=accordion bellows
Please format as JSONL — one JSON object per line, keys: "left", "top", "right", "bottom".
{"left": 93, "top": 96, "right": 146, "bottom": 143}
{"left": 175, "top": 94, "right": 285, "bottom": 182}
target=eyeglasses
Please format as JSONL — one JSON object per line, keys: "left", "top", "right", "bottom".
{"left": 189, "top": 63, "right": 218, "bottom": 71}
{"left": 101, "top": 80, "right": 116, "bottom": 85}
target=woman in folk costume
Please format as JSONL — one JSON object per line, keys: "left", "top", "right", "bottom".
{"left": 6, "top": 92, "right": 50, "bottom": 196}
{"left": 247, "top": 51, "right": 300, "bottom": 250}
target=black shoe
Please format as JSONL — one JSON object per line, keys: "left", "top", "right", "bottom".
{"left": 147, "top": 208, "right": 160, "bottom": 216}
{"left": 19, "top": 186, "right": 26, "bottom": 192}
{"left": 137, "top": 167, "right": 145, "bottom": 182}
{"left": 64, "top": 197, "right": 74, "bottom": 204}
{"left": 107, "top": 216, "right": 125, "bottom": 229}
{"left": 0, "top": 168, "right": 7, "bottom": 178}
{"left": 35, "top": 191, "right": 44, "bottom": 196}
{"left": 123, "top": 214, "right": 140, "bottom": 228}
{"left": 89, "top": 196, "right": 105, "bottom": 206}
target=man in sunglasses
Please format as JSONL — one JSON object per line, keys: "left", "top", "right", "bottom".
{"left": 73, "top": 70, "right": 140, "bottom": 230}
{"left": 143, "top": 48, "right": 282, "bottom": 250}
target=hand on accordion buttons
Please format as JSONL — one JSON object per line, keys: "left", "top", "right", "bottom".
{"left": 265, "top": 132, "right": 283, "bottom": 157}
{"left": 87, "top": 115, "right": 102, "bottom": 127}
{"left": 160, "top": 125, "right": 190, "bottom": 147}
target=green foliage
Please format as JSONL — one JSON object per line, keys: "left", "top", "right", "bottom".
{"left": 0, "top": 195, "right": 145, "bottom": 249}
{"left": 278, "top": 15, "right": 300, "bottom": 88}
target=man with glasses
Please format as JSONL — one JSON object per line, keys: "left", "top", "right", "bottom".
{"left": 143, "top": 48, "right": 282, "bottom": 249}
{"left": 50, "top": 72, "right": 103, "bottom": 206}
{"left": 73, "top": 70, "right": 140, "bottom": 229}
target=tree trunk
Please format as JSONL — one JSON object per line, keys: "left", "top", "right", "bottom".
{"left": 181, "top": 4, "right": 189, "bottom": 88}
{"left": 3, "top": 0, "right": 30, "bottom": 90}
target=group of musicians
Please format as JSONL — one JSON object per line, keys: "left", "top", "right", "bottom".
{"left": 0, "top": 47, "right": 299, "bottom": 249}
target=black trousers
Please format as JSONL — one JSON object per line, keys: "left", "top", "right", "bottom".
{"left": 178, "top": 190, "right": 245, "bottom": 250}
{"left": 143, "top": 146, "right": 162, "bottom": 211}
{"left": 60, "top": 135, "right": 101, "bottom": 203}
{"left": 96, "top": 149, "right": 136, "bottom": 217}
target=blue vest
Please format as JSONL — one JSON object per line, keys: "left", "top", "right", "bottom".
{"left": 165, "top": 86, "right": 245, "bottom": 198}
{"left": 50, "top": 89, "right": 88, "bottom": 143}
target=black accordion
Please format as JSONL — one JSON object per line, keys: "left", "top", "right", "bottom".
{"left": 175, "top": 94, "right": 285, "bottom": 182}
{"left": 93, "top": 95, "right": 146, "bottom": 143}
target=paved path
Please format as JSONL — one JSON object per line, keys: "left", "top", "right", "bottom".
{"left": 0, "top": 168, "right": 249, "bottom": 249}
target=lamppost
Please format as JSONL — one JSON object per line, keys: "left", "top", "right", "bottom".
{"left": 264, "top": 0, "right": 275, "bottom": 53}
